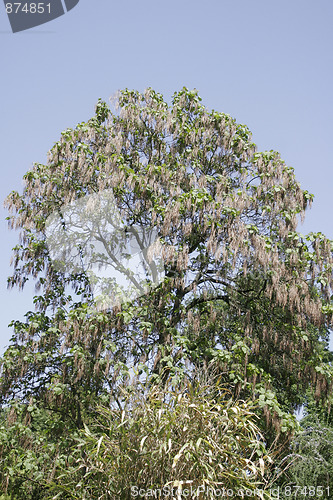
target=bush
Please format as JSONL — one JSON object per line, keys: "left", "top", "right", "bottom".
{"left": 278, "top": 415, "right": 333, "bottom": 500}
{"left": 50, "top": 379, "right": 274, "bottom": 499}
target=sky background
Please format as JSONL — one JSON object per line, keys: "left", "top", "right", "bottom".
{"left": 0, "top": 0, "right": 332, "bottom": 355}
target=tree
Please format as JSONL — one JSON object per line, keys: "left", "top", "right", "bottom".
{"left": 278, "top": 414, "right": 333, "bottom": 499}
{"left": 276, "top": 387, "right": 333, "bottom": 499}
{"left": 0, "top": 87, "right": 332, "bottom": 494}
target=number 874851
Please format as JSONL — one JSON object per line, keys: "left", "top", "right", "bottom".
{"left": 5, "top": 3, "right": 51, "bottom": 14}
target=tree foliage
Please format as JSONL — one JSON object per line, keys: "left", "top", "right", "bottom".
{"left": 1, "top": 87, "right": 333, "bottom": 496}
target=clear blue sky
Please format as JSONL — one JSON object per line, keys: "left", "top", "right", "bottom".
{"left": 0, "top": 0, "right": 332, "bottom": 355}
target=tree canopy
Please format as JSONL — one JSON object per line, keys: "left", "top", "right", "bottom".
{"left": 1, "top": 87, "right": 332, "bottom": 497}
